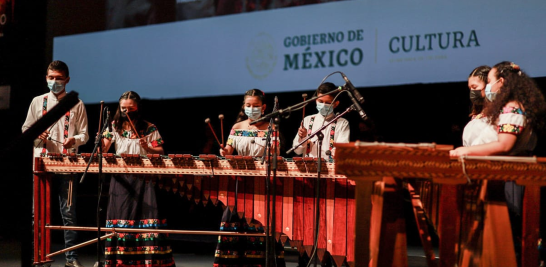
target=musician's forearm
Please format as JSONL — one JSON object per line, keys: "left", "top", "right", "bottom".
{"left": 145, "top": 146, "right": 164, "bottom": 155}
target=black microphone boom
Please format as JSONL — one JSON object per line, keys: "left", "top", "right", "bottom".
{"left": 105, "top": 107, "right": 111, "bottom": 132}
{"left": 347, "top": 90, "right": 367, "bottom": 121}
{"left": 341, "top": 72, "right": 364, "bottom": 103}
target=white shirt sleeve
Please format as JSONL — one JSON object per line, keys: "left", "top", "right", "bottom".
{"left": 72, "top": 100, "right": 89, "bottom": 148}
{"left": 22, "top": 96, "right": 40, "bottom": 133}
{"left": 334, "top": 118, "right": 350, "bottom": 143}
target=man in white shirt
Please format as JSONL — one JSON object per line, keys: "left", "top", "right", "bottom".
{"left": 22, "top": 60, "right": 88, "bottom": 267}
{"left": 292, "top": 82, "right": 350, "bottom": 160}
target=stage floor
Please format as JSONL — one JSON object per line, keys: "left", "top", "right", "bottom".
{"left": 0, "top": 236, "right": 436, "bottom": 267}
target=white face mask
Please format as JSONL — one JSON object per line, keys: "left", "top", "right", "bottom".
{"left": 47, "top": 80, "right": 66, "bottom": 94}
{"left": 316, "top": 102, "right": 334, "bottom": 116}
{"left": 484, "top": 78, "right": 500, "bottom": 102}
{"left": 244, "top": 106, "right": 262, "bottom": 120}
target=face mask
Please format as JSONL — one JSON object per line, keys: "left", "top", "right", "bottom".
{"left": 469, "top": 90, "right": 484, "bottom": 105}
{"left": 47, "top": 80, "right": 66, "bottom": 94}
{"left": 244, "top": 107, "right": 262, "bottom": 120}
{"left": 317, "top": 102, "right": 334, "bottom": 116}
{"left": 485, "top": 79, "right": 500, "bottom": 102}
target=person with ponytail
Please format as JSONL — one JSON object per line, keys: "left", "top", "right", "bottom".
{"left": 462, "top": 65, "right": 494, "bottom": 147}
{"left": 467, "top": 65, "right": 491, "bottom": 118}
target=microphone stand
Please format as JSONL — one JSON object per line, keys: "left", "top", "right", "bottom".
{"left": 270, "top": 117, "right": 280, "bottom": 267}
{"left": 309, "top": 131, "right": 323, "bottom": 267}
{"left": 261, "top": 98, "right": 279, "bottom": 267}
{"left": 80, "top": 106, "right": 109, "bottom": 267}
{"left": 249, "top": 88, "right": 343, "bottom": 126}
{"left": 286, "top": 105, "right": 356, "bottom": 267}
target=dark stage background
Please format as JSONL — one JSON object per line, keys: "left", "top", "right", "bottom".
{"left": 2, "top": 2, "right": 546, "bottom": 266}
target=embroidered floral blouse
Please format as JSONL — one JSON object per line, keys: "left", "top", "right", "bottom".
{"left": 103, "top": 121, "right": 164, "bottom": 155}
{"left": 226, "top": 129, "right": 277, "bottom": 157}
{"left": 462, "top": 105, "right": 536, "bottom": 155}
{"left": 497, "top": 106, "right": 536, "bottom": 155}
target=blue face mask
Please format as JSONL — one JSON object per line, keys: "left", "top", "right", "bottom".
{"left": 484, "top": 79, "right": 500, "bottom": 102}
{"left": 47, "top": 80, "right": 66, "bottom": 94}
{"left": 316, "top": 102, "right": 334, "bottom": 116}
{"left": 244, "top": 106, "right": 262, "bottom": 120}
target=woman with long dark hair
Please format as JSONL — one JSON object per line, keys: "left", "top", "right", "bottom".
{"left": 102, "top": 91, "right": 175, "bottom": 267}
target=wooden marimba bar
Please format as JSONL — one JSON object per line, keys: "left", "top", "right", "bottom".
{"left": 33, "top": 153, "right": 355, "bottom": 267}
{"left": 335, "top": 142, "right": 546, "bottom": 267}
{"left": 37, "top": 153, "right": 348, "bottom": 178}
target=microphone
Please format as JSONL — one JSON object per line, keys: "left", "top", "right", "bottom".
{"left": 104, "top": 107, "right": 111, "bottom": 132}
{"left": 340, "top": 72, "right": 364, "bottom": 103}
{"left": 347, "top": 90, "right": 368, "bottom": 121}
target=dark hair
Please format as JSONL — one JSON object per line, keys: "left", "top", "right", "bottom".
{"left": 483, "top": 61, "right": 546, "bottom": 132}
{"left": 468, "top": 65, "right": 491, "bottom": 116}
{"left": 112, "top": 91, "right": 148, "bottom": 135}
{"left": 468, "top": 65, "right": 490, "bottom": 82}
{"left": 47, "top": 60, "right": 70, "bottom": 77}
{"left": 235, "top": 89, "right": 266, "bottom": 123}
{"left": 316, "top": 82, "right": 338, "bottom": 95}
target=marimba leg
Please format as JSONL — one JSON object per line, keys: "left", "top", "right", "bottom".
{"left": 372, "top": 177, "right": 408, "bottom": 267}
{"left": 459, "top": 181, "right": 486, "bottom": 267}
{"left": 438, "top": 184, "right": 462, "bottom": 267}
{"left": 351, "top": 178, "right": 377, "bottom": 267}
{"left": 522, "top": 185, "right": 540, "bottom": 267}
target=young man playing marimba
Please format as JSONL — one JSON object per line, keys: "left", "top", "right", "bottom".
{"left": 22, "top": 60, "right": 89, "bottom": 267}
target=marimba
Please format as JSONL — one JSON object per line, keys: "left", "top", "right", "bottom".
{"left": 33, "top": 153, "right": 355, "bottom": 267}
{"left": 335, "top": 141, "right": 546, "bottom": 267}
